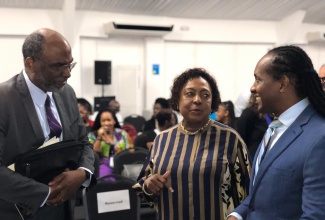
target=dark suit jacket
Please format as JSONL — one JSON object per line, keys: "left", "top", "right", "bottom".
{"left": 234, "top": 104, "right": 325, "bottom": 219}
{"left": 0, "top": 72, "right": 94, "bottom": 219}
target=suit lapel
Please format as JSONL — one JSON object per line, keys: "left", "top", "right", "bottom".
{"left": 16, "top": 72, "right": 45, "bottom": 147}
{"left": 250, "top": 105, "right": 315, "bottom": 199}
{"left": 53, "top": 93, "right": 71, "bottom": 140}
{"left": 250, "top": 144, "right": 260, "bottom": 192}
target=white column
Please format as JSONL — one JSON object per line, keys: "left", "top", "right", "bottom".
{"left": 62, "top": 0, "right": 82, "bottom": 96}
{"left": 144, "top": 37, "right": 166, "bottom": 114}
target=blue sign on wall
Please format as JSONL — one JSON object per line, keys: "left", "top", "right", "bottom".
{"left": 152, "top": 64, "right": 160, "bottom": 75}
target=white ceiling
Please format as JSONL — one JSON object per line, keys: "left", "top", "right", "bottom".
{"left": 1, "top": 0, "right": 325, "bottom": 24}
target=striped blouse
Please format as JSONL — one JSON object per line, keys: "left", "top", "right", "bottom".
{"left": 134, "top": 120, "right": 251, "bottom": 220}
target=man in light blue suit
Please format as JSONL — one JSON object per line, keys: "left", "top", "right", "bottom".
{"left": 228, "top": 45, "right": 325, "bottom": 220}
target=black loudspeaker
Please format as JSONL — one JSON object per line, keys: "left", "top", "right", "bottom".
{"left": 94, "top": 61, "right": 111, "bottom": 85}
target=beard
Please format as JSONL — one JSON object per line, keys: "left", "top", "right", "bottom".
{"left": 34, "top": 72, "right": 66, "bottom": 93}
{"left": 48, "top": 83, "right": 65, "bottom": 93}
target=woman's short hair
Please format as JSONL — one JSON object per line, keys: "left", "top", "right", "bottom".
{"left": 77, "top": 98, "right": 92, "bottom": 114}
{"left": 154, "top": 98, "right": 170, "bottom": 108}
{"left": 156, "top": 108, "right": 173, "bottom": 127}
{"left": 169, "top": 68, "right": 220, "bottom": 112}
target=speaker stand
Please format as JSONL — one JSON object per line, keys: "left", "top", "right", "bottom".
{"left": 101, "top": 84, "right": 104, "bottom": 97}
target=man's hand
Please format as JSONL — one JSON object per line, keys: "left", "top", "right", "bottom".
{"left": 143, "top": 170, "right": 173, "bottom": 195}
{"left": 46, "top": 169, "right": 86, "bottom": 206}
{"left": 227, "top": 216, "right": 238, "bottom": 220}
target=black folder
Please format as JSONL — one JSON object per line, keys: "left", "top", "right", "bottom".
{"left": 15, "top": 139, "right": 84, "bottom": 184}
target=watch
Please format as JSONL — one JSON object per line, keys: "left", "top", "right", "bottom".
{"left": 85, "top": 170, "right": 90, "bottom": 180}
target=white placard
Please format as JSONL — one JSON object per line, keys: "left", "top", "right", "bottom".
{"left": 97, "top": 189, "right": 130, "bottom": 213}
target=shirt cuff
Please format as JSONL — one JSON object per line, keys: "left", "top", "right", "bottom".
{"left": 41, "top": 188, "right": 51, "bottom": 207}
{"left": 79, "top": 167, "right": 93, "bottom": 187}
{"left": 228, "top": 212, "right": 243, "bottom": 220}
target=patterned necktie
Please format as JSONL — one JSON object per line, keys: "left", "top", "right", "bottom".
{"left": 258, "top": 118, "right": 282, "bottom": 164}
{"left": 45, "top": 95, "right": 62, "bottom": 139}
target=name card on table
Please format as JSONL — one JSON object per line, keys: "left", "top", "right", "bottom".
{"left": 97, "top": 189, "right": 130, "bottom": 213}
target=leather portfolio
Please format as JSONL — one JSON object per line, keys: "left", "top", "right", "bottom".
{"left": 15, "top": 139, "right": 84, "bottom": 184}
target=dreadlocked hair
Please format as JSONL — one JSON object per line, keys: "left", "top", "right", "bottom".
{"left": 267, "top": 45, "right": 325, "bottom": 117}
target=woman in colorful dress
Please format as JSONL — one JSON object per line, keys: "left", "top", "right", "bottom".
{"left": 89, "top": 109, "right": 132, "bottom": 177}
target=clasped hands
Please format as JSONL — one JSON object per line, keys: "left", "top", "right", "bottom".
{"left": 143, "top": 170, "right": 174, "bottom": 196}
{"left": 46, "top": 169, "right": 86, "bottom": 206}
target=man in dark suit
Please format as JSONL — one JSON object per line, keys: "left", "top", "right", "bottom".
{"left": 228, "top": 45, "right": 325, "bottom": 219}
{"left": 0, "top": 28, "right": 94, "bottom": 219}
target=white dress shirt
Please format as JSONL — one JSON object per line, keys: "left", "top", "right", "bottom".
{"left": 23, "top": 70, "right": 62, "bottom": 141}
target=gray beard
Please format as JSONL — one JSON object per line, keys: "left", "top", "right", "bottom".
{"left": 48, "top": 84, "right": 65, "bottom": 93}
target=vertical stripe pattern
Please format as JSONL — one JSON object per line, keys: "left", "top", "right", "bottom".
{"left": 45, "top": 95, "right": 62, "bottom": 139}
{"left": 135, "top": 120, "right": 251, "bottom": 220}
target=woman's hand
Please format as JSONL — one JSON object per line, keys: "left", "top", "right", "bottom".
{"left": 143, "top": 170, "right": 173, "bottom": 195}
{"left": 97, "top": 127, "right": 106, "bottom": 137}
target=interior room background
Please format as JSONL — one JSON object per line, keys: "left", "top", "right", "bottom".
{"left": 1, "top": 5, "right": 325, "bottom": 119}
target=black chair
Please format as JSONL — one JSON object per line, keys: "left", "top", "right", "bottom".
{"left": 134, "top": 130, "right": 157, "bottom": 150}
{"left": 113, "top": 148, "right": 149, "bottom": 176}
{"left": 123, "top": 114, "right": 146, "bottom": 133}
{"left": 113, "top": 148, "right": 156, "bottom": 220}
{"left": 93, "top": 152, "right": 101, "bottom": 178}
{"left": 82, "top": 174, "right": 140, "bottom": 220}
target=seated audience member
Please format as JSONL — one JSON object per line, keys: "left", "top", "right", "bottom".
{"left": 236, "top": 94, "right": 272, "bottom": 158}
{"left": 143, "top": 97, "right": 170, "bottom": 131}
{"left": 318, "top": 64, "right": 325, "bottom": 91}
{"left": 77, "top": 98, "right": 100, "bottom": 177}
{"left": 236, "top": 94, "right": 269, "bottom": 158}
{"left": 217, "top": 101, "right": 236, "bottom": 128}
{"left": 108, "top": 99, "right": 123, "bottom": 125}
{"left": 88, "top": 109, "right": 132, "bottom": 177}
{"left": 77, "top": 98, "right": 94, "bottom": 133}
{"left": 134, "top": 108, "right": 176, "bottom": 149}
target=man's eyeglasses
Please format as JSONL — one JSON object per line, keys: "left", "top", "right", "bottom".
{"left": 33, "top": 57, "right": 77, "bottom": 72}
{"left": 320, "top": 77, "right": 325, "bottom": 84}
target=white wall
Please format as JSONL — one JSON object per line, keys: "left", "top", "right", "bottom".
{"left": 1, "top": 8, "right": 325, "bottom": 119}
{"left": 80, "top": 37, "right": 145, "bottom": 117}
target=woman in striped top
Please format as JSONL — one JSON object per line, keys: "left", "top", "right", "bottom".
{"left": 134, "top": 68, "right": 251, "bottom": 220}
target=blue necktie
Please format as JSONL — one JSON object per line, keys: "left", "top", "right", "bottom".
{"left": 45, "top": 95, "right": 62, "bottom": 139}
{"left": 258, "top": 118, "right": 282, "bottom": 164}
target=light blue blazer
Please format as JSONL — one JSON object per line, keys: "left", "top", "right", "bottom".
{"left": 234, "top": 104, "right": 325, "bottom": 220}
